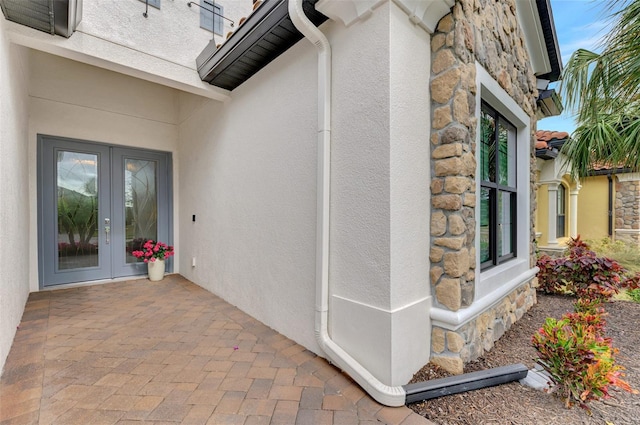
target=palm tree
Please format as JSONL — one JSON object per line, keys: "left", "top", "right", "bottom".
{"left": 560, "top": 0, "right": 640, "bottom": 177}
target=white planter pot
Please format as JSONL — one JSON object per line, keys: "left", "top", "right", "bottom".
{"left": 148, "top": 259, "right": 166, "bottom": 281}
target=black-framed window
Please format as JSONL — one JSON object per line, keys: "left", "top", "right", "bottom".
{"left": 200, "top": 0, "right": 224, "bottom": 35}
{"left": 479, "top": 102, "right": 517, "bottom": 270}
{"left": 557, "top": 184, "right": 566, "bottom": 238}
{"left": 139, "top": 0, "right": 161, "bottom": 9}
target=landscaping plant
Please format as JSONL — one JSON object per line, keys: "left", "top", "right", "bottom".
{"left": 627, "top": 288, "right": 640, "bottom": 303}
{"left": 533, "top": 236, "right": 638, "bottom": 410}
{"left": 565, "top": 308, "right": 607, "bottom": 337}
{"left": 131, "top": 239, "right": 175, "bottom": 263}
{"left": 536, "top": 236, "right": 636, "bottom": 302}
{"left": 573, "top": 297, "right": 604, "bottom": 316}
{"left": 532, "top": 313, "right": 635, "bottom": 410}
{"left": 536, "top": 253, "right": 565, "bottom": 295}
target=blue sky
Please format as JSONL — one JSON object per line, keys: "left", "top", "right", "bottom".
{"left": 538, "top": 0, "right": 616, "bottom": 133}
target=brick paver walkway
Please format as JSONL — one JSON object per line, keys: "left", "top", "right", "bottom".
{"left": 0, "top": 275, "right": 435, "bottom": 424}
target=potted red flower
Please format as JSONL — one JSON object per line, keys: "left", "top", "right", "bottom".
{"left": 132, "top": 240, "right": 174, "bottom": 281}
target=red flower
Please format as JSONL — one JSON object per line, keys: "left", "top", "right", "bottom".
{"left": 131, "top": 239, "right": 175, "bottom": 261}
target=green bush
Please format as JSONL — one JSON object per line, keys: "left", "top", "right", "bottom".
{"left": 627, "top": 288, "right": 640, "bottom": 303}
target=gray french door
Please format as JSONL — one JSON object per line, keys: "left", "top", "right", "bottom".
{"left": 38, "top": 135, "right": 172, "bottom": 287}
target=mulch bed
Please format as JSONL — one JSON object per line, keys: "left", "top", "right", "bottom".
{"left": 408, "top": 293, "right": 640, "bottom": 425}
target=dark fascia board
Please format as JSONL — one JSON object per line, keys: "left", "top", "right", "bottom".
{"left": 0, "top": 0, "right": 54, "bottom": 34}
{"left": 536, "top": 0, "right": 563, "bottom": 82}
{"left": 196, "top": 0, "right": 327, "bottom": 90}
{"left": 536, "top": 148, "right": 559, "bottom": 160}
{"left": 0, "top": 0, "right": 81, "bottom": 38}
{"left": 547, "top": 138, "right": 567, "bottom": 149}
{"left": 53, "top": 0, "right": 82, "bottom": 38}
{"left": 589, "top": 167, "right": 634, "bottom": 176}
{"left": 536, "top": 88, "right": 563, "bottom": 117}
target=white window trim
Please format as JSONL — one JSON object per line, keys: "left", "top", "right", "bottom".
{"left": 474, "top": 62, "right": 533, "bottom": 301}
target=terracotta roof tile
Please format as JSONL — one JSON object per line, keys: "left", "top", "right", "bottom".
{"left": 536, "top": 130, "right": 570, "bottom": 143}
{"left": 536, "top": 132, "right": 628, "bottom": 172}
{"left": 591, "top": 162, "right": 614, "bottom": 171}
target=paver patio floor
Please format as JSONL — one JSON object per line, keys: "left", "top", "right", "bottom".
{"left": 0, "top": 275, "right": 435, "bottom": 425}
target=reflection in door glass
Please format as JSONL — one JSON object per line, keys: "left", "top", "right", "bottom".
{"left": 125, "top": 159, "right": 158, "bottom": 263}
{"left": 57, "top": 151, "right": 99, "bottom": 270}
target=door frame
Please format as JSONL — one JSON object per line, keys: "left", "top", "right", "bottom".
{"left": 37, "top": 134, "right": 174, "bottom": 289}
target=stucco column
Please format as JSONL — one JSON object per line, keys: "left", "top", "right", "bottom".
{"left": 547, "top": 182, "right": 559, "bottom": 245}
{"left": 569, "top": 185, "right": 580, "bottom": 238}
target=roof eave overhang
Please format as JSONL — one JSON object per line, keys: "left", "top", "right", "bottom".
{"left": 197, "top": 0, "right": 456, "bottom": 90}
{"left": 536, "top": 88, "right": 563, "bottom": 118}
{"left": 0, "top": 0, "right": 82, "bottom": 38}
{"left": 589, "top": 167, "right": 634, "bottom": 176}
{"left": 516, "top": 0, "right": 562, "bottom": 83}
{"left": 535, "top": 148, "right": 559, "bottom": 160}
{"left": 196, "top": 0, "right": 328, "bottom": 91}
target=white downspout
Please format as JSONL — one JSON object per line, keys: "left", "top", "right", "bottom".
{"left": 288, "top": 0, "right": 406, "bottom": 407}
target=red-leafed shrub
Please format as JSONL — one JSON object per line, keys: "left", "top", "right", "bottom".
{"left": 532, "top": 313, "right": 636, "bottom": 410}
{"left": 536, "top": 236, "right": 633, "bottom": 303}
{"left": 536, "top": 253, "right": 563, "bottom": 294}
{"left": 573, "top": 297, "right": 604, "bottom": 316}
{"left": 565, "top": 309, "right": 607, "bottom": 337}
{"left": 533, "top": 236, "right": 639, "bottom": 410}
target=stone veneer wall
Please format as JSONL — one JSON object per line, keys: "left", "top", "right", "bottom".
{"left": 615, "top": 179, "right": 640, "bottom": 244}
{"left": 429, "top": 0, "right": 540, "bottom": 373}
{"left": 432, "top": 281, "right": 536, "bottom": 362}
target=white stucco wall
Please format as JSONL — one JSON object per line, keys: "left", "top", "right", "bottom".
{"left": 329, "top": 5, "right": 391, "bottom": 308}
{"left": 179, "top": 1, "right": 432, "bottom": 386}
{"left": 387, "top": 1, "right": 432, "bottom": 382}
{"left": 3, "top": 0, "right": 253, "bottom": 100}
{"left": 26, "top": 50, "right": 183, "bottom": 292}
{"left": 79, "top": 0, "right": 251, "bottom": 69}
{"left": 0, "top": 18, "right": 31, "bottom": 373}
{"left": 328, "top": 1, "right": 432, "bottom": 386}
{"left": 178, "top": 40, "right": 320, "bottom": 353}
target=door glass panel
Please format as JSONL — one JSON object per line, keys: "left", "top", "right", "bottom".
{"left": 57, "top": 151, "right": 99, "bottom": 270}
{"left": 125, "top": 159, "right": 158, "bottom": 263}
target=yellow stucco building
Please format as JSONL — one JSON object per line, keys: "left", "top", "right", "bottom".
{"left": 535, "top": 131, "right": 640, "bottom": 252}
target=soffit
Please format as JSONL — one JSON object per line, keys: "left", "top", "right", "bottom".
{"left": 535, "top": 0, "right": 562, "bottom": 82}
{"left": 0, "top": 0, "right": 81, "bottom": 38}
{"left": 196, "top": 0, "right": 327, "bottom": 91}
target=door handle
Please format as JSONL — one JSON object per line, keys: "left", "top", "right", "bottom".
{"left": 104, "top": 218, "right": 111, "bottom": 244}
